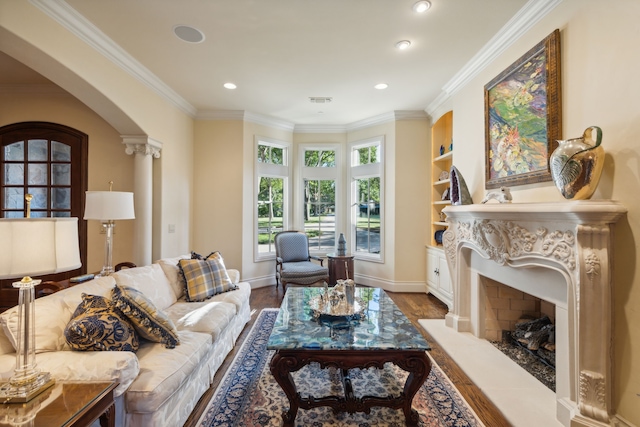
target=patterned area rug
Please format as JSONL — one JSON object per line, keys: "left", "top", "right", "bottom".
{"left": 197, "top": 309, "right": 484, "bottom": 427}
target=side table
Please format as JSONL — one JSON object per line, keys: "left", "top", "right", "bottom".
{"left": 0, "top": 381, "right": 118, "bottom": 427}
{"left": 326, "top": 253, "right": 355, "bottom": 285}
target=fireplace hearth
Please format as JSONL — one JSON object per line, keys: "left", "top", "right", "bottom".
{"left": 442, "top": 201, "right": 626, "bottom": 427}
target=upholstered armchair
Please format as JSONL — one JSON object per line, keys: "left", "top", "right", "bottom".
{"left": 275, "top": 231, "right": 329, "bottom": 289}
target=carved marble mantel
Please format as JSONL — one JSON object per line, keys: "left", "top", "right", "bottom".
{"left": 442, "top": 201, "right": 626, "bottom": 427}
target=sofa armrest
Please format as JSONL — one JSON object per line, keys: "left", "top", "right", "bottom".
{"left": 226, "top": 269, "right": 240, "bottom": 285}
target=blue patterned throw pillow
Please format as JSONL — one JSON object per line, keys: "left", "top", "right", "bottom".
{"left": 65, "top": 293, "right": 139, "bottom": 352}
{"left": 178, "top": 251, "right": 237, "bottom": 302}
{"left": 111, "top": 284, "right": 180, "bottom": 349}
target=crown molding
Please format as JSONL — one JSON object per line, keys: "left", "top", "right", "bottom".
{"left": 243, "top": 112, "right": 295, "bottom": 131}
{"left": 29, "top": 0, "right": 197, "bottom": 117}
{"left": 196, "top": 110, "right": 426, "bottom": 134}
{"left": 196, "top": 110, "right": 295, "bottom": 131}
{"left": 426, "top": 0, "right": 562, "bottom": 115}
{"left": 293, "top": 124, "right": 348, "bottom": 134}
{"left": 195, "top": 110, "right": 246, "bottom": 121}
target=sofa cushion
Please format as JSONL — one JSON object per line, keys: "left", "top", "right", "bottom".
{"left": 155, "top": 255, "right": 190, "bottom": 300}
{"left": 178, "top": 253, "right": 237, "bottom": 302}
{"left": 0, "top": 328, "right": 14, "bottom": 355}
{"left": 112, "top": 285, "right": 180, "bottom": 349}
{"left": 2, "top": 350, "right": 140, "bottom": 397}
{"left": 126, "top": 330, "right": 211, "bottom": 413}
{"left": 112, "top": 264, "right": 176, "bottom": 311}
{"left": 65, "top": 293, "right": 139, "bottom": 352}
{"left": 207, "top": 281, "right": 251, "bottom": 314}
{"left": 164, "top": 300, "right": 236, "bottom": 342}
{"left": 1, "top": 291, "right": 70, "bottom": 353}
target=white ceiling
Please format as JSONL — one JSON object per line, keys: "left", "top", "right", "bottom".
{"left": 3, "top": 0, "right": 531, "bottom": 126}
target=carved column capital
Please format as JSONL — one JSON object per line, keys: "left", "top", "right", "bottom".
{"left": 121, "top": 135, "right": 162, "bottom": 158}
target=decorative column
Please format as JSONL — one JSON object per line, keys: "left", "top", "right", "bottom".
{"left": 122, "top": 136, "right": 162, "bottom": 267}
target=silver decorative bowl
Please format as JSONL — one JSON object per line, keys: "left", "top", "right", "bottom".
{"left": 308, "top": 294, "right": 366, "bottom": 321}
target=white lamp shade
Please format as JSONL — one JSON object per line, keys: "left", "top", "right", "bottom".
{"left": 0, "top": 217, "right": 82, "bottom": 280}
{"left": 84, "top": 191, "right": 135, "bottom": 220}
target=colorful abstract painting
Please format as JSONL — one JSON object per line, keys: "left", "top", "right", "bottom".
{"left": 484, "top": 30, "right": 561, "bottom": 189}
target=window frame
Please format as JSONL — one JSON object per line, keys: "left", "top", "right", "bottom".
{"left": 298, "top": 143, "right": 341, "bottom": 255}
{"left": 348, "top": 136, "right": 384, "bottom": 263}
{"left": 255, "top": 136, "right": 291, "bottom": 261}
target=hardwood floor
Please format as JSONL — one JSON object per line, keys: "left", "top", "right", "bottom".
{"left": 183, "top": 285, "right": 511, "bottom": 427}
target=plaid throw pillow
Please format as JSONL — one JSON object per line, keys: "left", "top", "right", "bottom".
{"left": 179, "top": 252, "right": 237, "bottom": 302}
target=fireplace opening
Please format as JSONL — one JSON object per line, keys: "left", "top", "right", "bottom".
{"left": 483, "top": 278, "right": 556, "bottom": 391}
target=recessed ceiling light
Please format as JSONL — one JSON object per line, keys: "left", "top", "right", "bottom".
{"left": 374, "top": 83, "right": 388, "bottom": 90}
{"left": 413, "top": 1, "right": 431, "bottom": 13}
{"left": 173, "top": 25, "right": 205, "bottom": 43}
{"left": 223, "top": 83, "right": 237, "bottom": 89}
{"left": 395, "top": 40, "right": 412, "bottom": 50}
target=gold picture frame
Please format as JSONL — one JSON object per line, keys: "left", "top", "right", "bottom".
{"left": 484, "top": 29, "right": 562, "bottom": 189}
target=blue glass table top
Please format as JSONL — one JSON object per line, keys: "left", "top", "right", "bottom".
{"left": 267, "top": 287, "right": 430, "bottom": 351}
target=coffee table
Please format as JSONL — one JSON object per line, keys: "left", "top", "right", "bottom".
{"left": 267, "top": 287, "right": 431, "bottom": 427}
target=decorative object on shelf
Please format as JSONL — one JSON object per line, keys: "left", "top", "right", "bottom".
{"left": 434, "top": 229, "right": 444, "bottom": 245}
{"left": 439, "top": 211, "right": 446, "bottom": 222}
{"left": 0, "top": 201, "right": 81, "bottom": 402}
{"left": 484, "top": 29, "right": 561, "bottom": 189}
{"left": 84, "top": 181, "right": 135, "bottom": 277}
{"left": 449, "top": 141, "right": 453, "bottom": 152}
{"left": 481, "top": 186, "right": 513, "bottom": 204}
{"left": 438, "top": 170, "right": 449, "bottom": 181}
{"left": 439, "top": 145, "right": 445, "bottom": 156}
{"left": 450, "top": 166, "right": 473, "bottom": 205}
{"left": 337, "top": 233, "right": 347, "bottom": 256}
{"left": 441, "top": 187, "right": 450, "bottom": 201}
{"left": 550, "top": 126, "right": 604, "bottom": 200}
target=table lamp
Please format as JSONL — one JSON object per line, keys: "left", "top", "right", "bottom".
{"left": 0, "top": 217, "right": 81, "bottom": 401}
{"left": 84, "top": 183, "right": 135, "bottom": 277}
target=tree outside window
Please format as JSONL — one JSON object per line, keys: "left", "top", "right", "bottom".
{"left": 302, "top": 149, "right": 336, "bottom": 252}
{"left": 255, "top": 139, "right": 289, "bottom": 259}
{"left": 349, "top": 137, "right": 383, "bottom": 260}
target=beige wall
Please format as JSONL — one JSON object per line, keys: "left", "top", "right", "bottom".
{"left": 1, "top": 1, "right": 195, "bottom": 264}
{"left": 393, "top": 120, "right": 430, "bottom": 285}
{"left": 0, "top": 88, "right": 135, "bottom": 273}
{"left": 192, "top": 120, "right": 244, "bottom": 270}
{"left": 444, "top": 0, "right": 640, "bottom": 422}
{"left": 192, "top": 119, "right": 429, "bottom": 291}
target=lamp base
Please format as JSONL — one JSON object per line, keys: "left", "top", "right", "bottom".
{"left": 0, "top": 374, "right": 55, "bottom": 403}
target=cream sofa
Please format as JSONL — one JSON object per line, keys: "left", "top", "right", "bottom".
{"left": 0, "top": 255, "right": 251, "bottom": 427}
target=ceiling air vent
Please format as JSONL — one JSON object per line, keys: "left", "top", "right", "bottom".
{"left": 309, "top": 97, "right": 332, "bottom": 104}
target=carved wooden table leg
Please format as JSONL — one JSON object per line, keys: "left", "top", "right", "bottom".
{"left": 396, "top": 352, "right": 431, "bottom": 426}
{"left": 270, "top": 351, "right": 304, "bottom": 427}
{"left": 99, "top": 402, "right": 115, "bottom": 427}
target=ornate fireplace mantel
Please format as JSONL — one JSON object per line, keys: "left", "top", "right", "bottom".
{"left": 442, "top": 201, "right": 626, "bottom": 427}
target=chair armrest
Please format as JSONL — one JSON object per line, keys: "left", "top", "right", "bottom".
{"left": 37, "top": 281, "right": 67, "bottom": 298}
{"left": 310, "top": 255, "right": 324, "bottom": 266}
{"left": 115, "top": 261, "right": 137, "bottom": 271}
